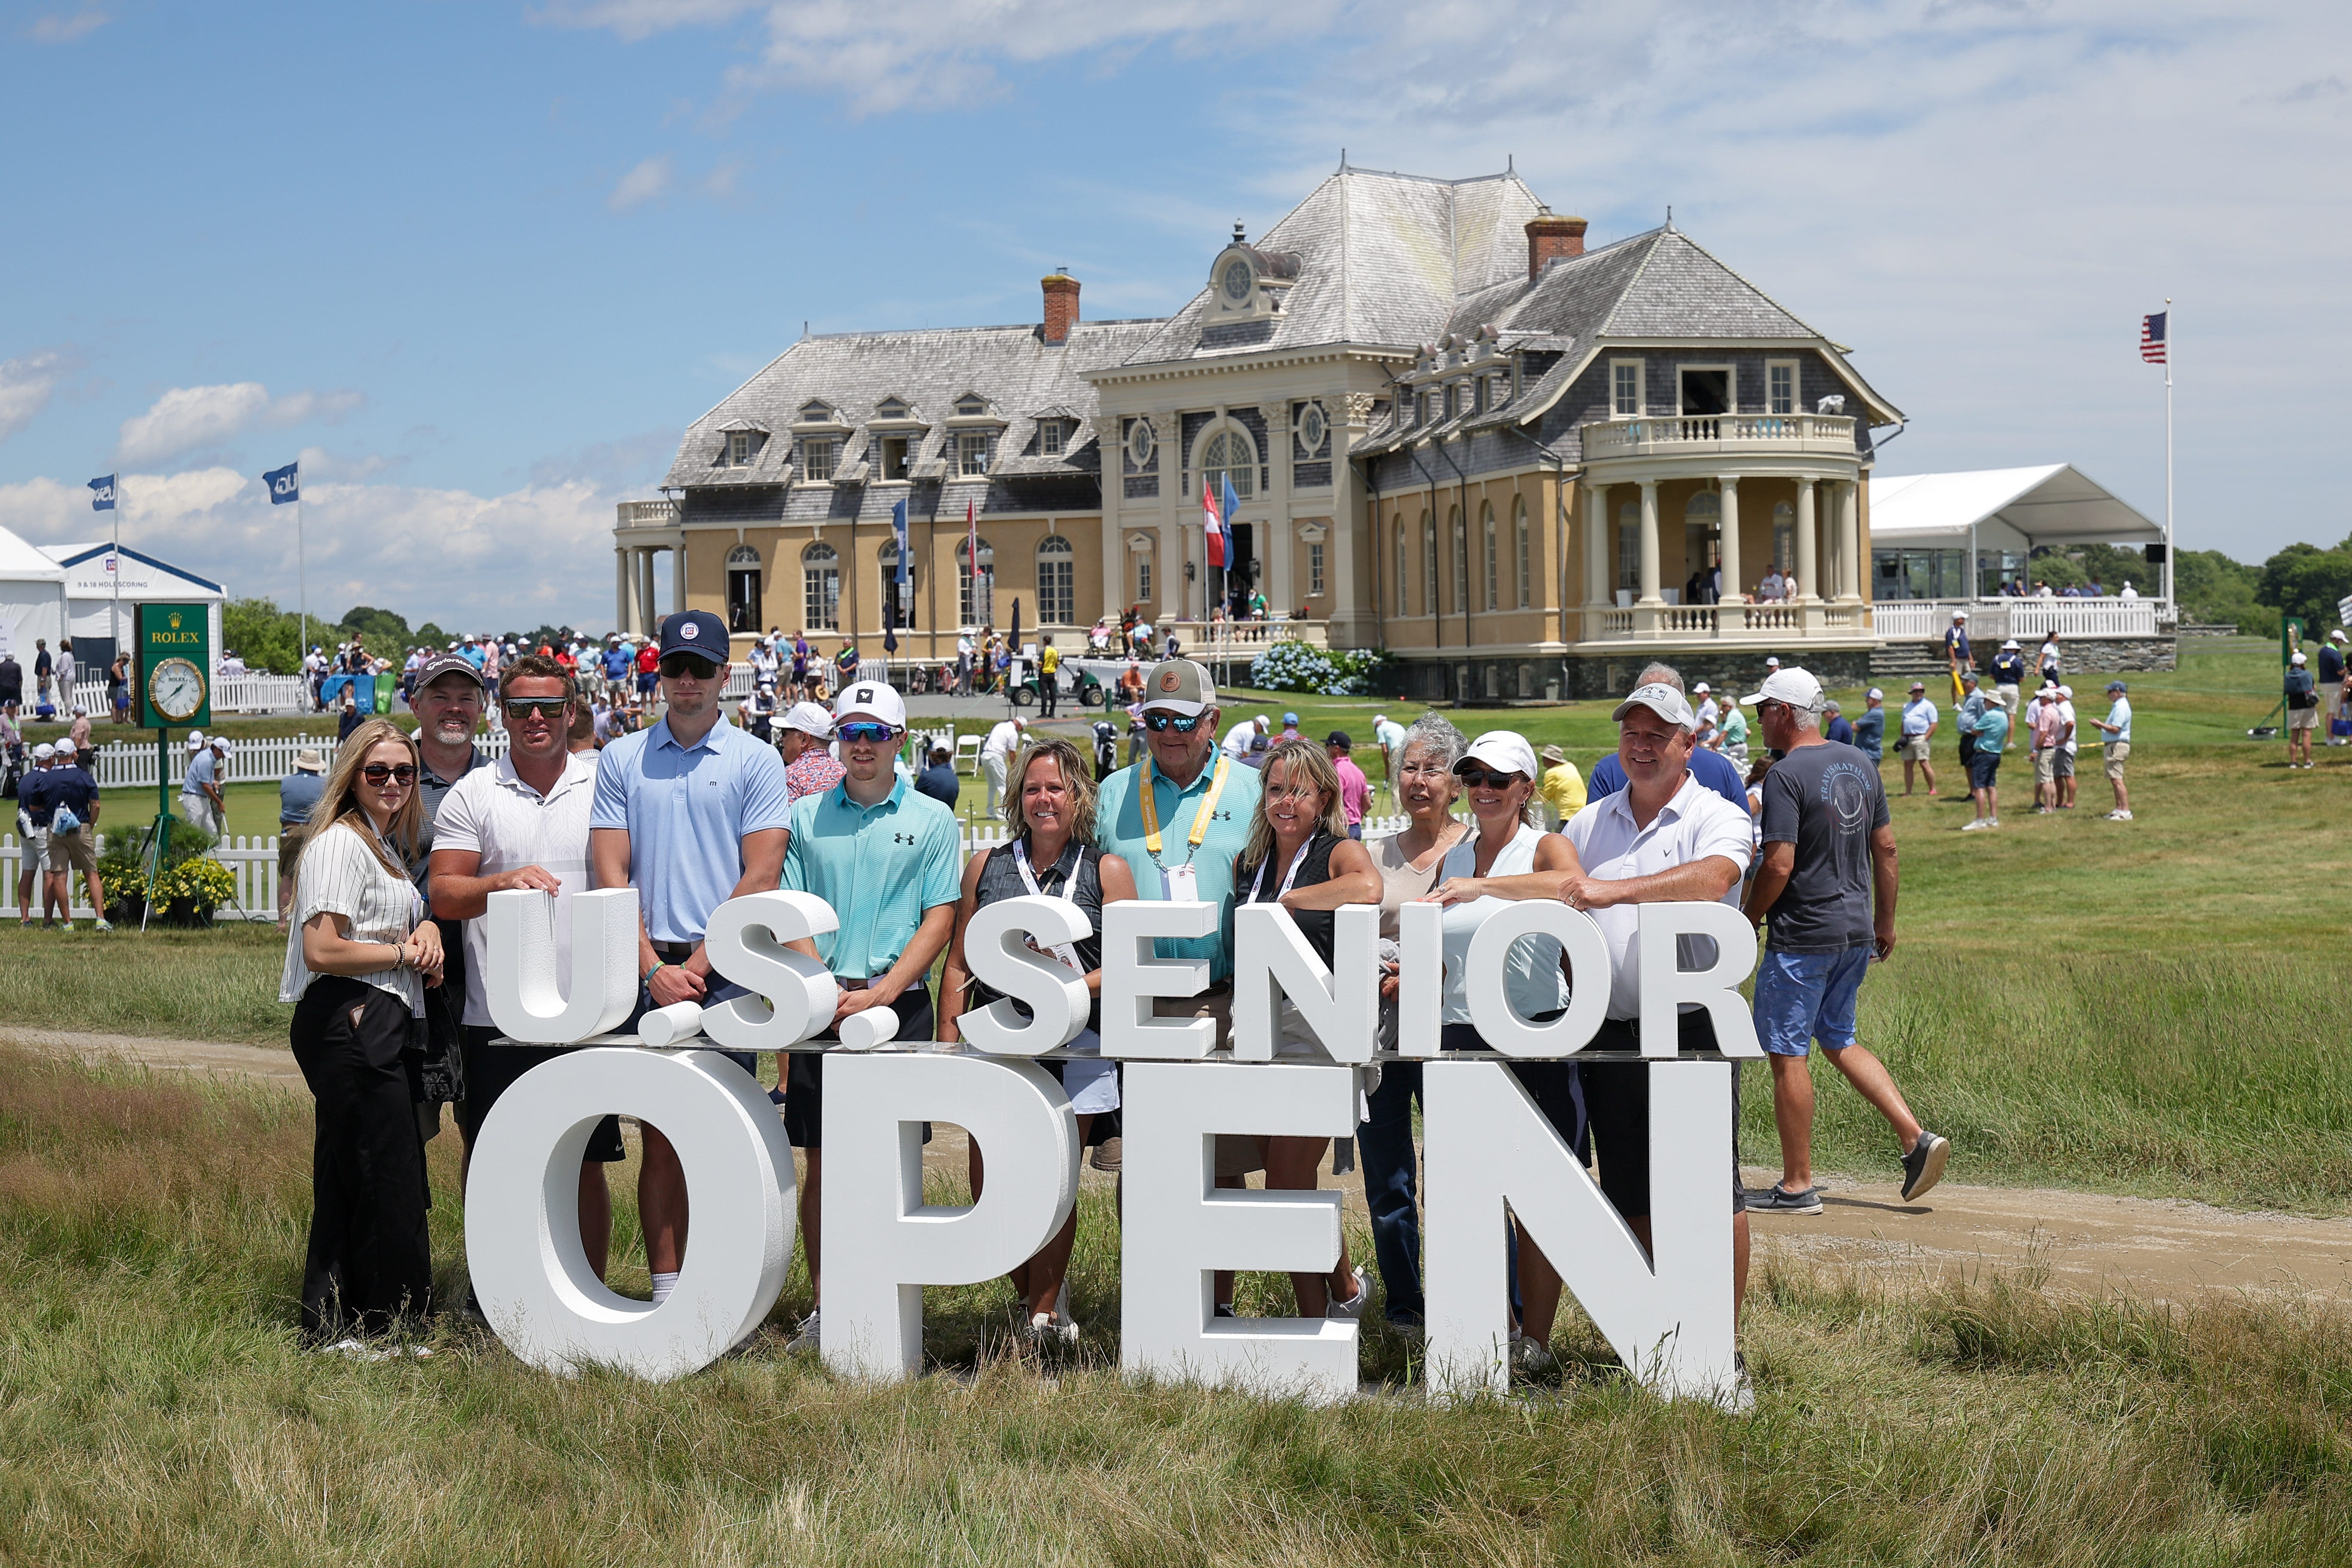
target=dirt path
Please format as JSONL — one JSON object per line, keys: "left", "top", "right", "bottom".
{"left": 18, "top": 1028, "right": 2351, "bottom": 1307}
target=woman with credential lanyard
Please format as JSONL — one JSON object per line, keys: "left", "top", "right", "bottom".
{"left": 1425, "top": 729, "right": 1581, "bottom": 1371}
{"left": 938, "top": 735, "right": 1138, "bottom": 1342}
{"left": 1223, "top": 737, "right": 1379, "bottom": 1320}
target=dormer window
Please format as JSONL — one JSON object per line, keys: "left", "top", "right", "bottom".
{"left": 956, "top": 395, "right": 989, "bottom": 418}
{"left": 877, "top": 398, "right": 908, "bottom": 420}
{"left": 728, "top": 431, "right": 754, "bottom": 467}
{"left": 800, "top": 400, "right": 835, "bottom": 422}
{"left": 1612, "top": 360, "right": 1642, "bottom": 418}
{"left": 879, "top": 437, "right": 910, "bottom": 481}
{"left": 802, "top": 439, "right": 836, "bottom": 481}
{"left": 1039, "top": 419, "right": 1069, "bottom": 457}
{"left": 958, "top": 433, "right": 990, "bottom": 477}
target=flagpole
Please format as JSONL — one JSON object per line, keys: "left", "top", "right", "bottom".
{"left": 2163, "top": 296, "right": 2174, "bottom": 609}
{"left": 297, "top": 484, "right": 308, "bottom": 677}
{"left": 110, "top": 478, "right": 122, "bottom": 683}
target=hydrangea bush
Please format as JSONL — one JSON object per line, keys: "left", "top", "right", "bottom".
{"left": 1247, "top": 642, "right": 1392, "bottom": 697}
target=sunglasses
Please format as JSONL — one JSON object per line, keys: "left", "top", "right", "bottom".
{"left": 836, "top": 722, "right": 898, "bottom": 745}
{"left": 1142, "top": 710, "right": 1204, "bottom": 733}
{"left": 361, "top": 763, "right": 418, "bottom": 786}
{"left": 659, "top": 654, "right": 719, "bottom": 680}
{"left": 1455, "top": 765, "right": 1525, "bottom": 790}
{"left": 503, "top": 697, "right": 570, "bottom": 717}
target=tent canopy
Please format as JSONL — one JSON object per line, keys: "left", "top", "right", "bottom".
{"left": 1869, "top": 465, "right": 2160, "bottom": 553}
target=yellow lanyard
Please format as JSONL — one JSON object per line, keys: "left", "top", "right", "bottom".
{"left": 1137, "top": 754, "right": 1230, "bottom": 867}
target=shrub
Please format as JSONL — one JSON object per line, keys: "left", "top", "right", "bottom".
{"left": 1248, "top": 643, "right": 1393, "bottom": 697}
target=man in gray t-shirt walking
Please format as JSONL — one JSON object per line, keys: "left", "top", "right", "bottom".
{"left": 1739, "top": 667, "right": 1949, "bottom": 1215}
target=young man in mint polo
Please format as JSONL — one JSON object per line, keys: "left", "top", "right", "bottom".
{"left": 777, "top": 677, "right": 962, "bottom": 1354}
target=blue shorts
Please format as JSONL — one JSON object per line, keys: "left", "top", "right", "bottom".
{"left": 1754, "top": 946, "right": 1871, "bottom": 1057}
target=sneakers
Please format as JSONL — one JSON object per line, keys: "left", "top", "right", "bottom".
{"left": 1325, "top": 1266, "right": 1371, "bottom": 1323}
{"left": 785, "top": 1309, "right": 822, "bottom": 1354}
{"left": 1026, "top": 1311, "right": 1081, "bottom": 1344}
{"left": 2105, "top": 809, "right": 2133, "bottom": 821}
{"left": 1721, "top": 1351, "right": 1755, "bottom": 1414}
{"left": 1748, "top": 1183, "right": 1823, "bottom": 1215}
{"left": 1509, "top": 1333, "right": 1555, "bottom": 1373}
{"left": 92, "top": 918, "right": 112, "bottom": 932}
{"left": 1901, "top": 1131, "right": 1951, "bottom": 1202}
{"left": 1960, "top": 819, "right": 1989, "bottom": 832}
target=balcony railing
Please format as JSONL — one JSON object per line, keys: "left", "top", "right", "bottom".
{"left": 1582, "top": 412, "right": 1858, "bottom": 462}
{"left": 1871, "top": 598, "right": 2164, "bottom": 640}
{"left": 617, "top": 498, "right": 680, "bottom": 529}
{"left": 1580, "top": 600, "right": 1871, "bottom": 643}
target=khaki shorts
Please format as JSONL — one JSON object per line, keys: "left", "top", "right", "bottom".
{"left": 45, "top": 826, "right": 96, "bottom": 876}
{"left": 2104, "top": 742, "right": 2130, "bottom": 780}
{"left": 278, "top": 823, "right": 312, "bottom": 868}
{"left": 2034, "top": 749, "right": 2058, "bottom": 784}
{"left": 2288, "top": 707, "right": 2319, "bottom": 731}
{"left": 1899, "top": 735, "right": 1932, "bottom": 762}
{"left": 1997, "top": 684, "right": 2020, "bottom": 717}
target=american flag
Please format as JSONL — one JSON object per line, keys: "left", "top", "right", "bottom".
{"left": 2140, "top": 311, "right": 2167, "bottom": 364}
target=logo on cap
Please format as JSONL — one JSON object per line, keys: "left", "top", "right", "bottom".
{"left": 856, "top": 687, "right": 873, "bottom": 703}
{"left": 679, "top": 621, "right": 699, "bottom": 641}
{"left": 1158, "top": 669, "right": 1181, "bottom": 692}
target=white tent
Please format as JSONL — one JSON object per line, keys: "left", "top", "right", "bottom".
{"left": 1869, "top": 465, "right": 2161, "bottom": 553}
{"left": 0, "top": 526, "right": 69, "bottom": 661}
{"left": 38, "top": 541, "right": 225, "bottom": 672}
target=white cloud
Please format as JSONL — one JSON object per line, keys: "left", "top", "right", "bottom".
{"left": 0, "top": 465, "right": 627, "bottom": 630}
{"left": 114, "top": 381, "right": 367, "bottom": 465}
{"left": 532, "top": 0, "right": 761, "bottom": 44}
{"left": 27, "top": 9, "right": 108, "bottom": 43}
{"left": 609, "top": 155, "right": 674, "bottom": 211}
{"left": 0, "top": 352, "right": 66, "bottom": 444}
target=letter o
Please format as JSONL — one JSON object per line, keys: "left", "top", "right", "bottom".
{"left": 465, "top": 1048, "right": 795, "bottom": 1381}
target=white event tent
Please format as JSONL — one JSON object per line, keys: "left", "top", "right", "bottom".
{"left": 1868, "top": 465, "right": 2162, "bottom": 601}
{"left": 0, "top": 523, "right": 226, "bottom": 675}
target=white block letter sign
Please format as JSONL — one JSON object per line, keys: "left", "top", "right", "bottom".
{"left": 1636, "top": 901, "right": 1762, "bottom": 1057}
{"left": 1231, "top": 903, "right": 1378, "bottom": 1063}
{"left": 820, "top": 1054, "right": 1078, "bottom": 1379}
{"left": 1120, "top": 1061, "right": 1359, "bottom": 1400}
{"left": 467, "top": 1048, "right": 795, "bottom": 1381}
{"left": 1463, "top": 900, "right": 1610, "bottom": 1057}
{"left": 485, "top": 886, "right": 642, "bottom": 1044}
{"left": 959, "top": 891, "right": 1093, "bottom": 1055}
{"left": 1101, "top": 900, "right": 1219, "bottom": 1059}
{"left": 1422, "top": 1059, "right": 1737, "bottom": 1403}
{"left": 700, "top": 890, "right": 843, "bottom": 1051}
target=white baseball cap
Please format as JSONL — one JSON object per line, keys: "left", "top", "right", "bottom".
{"left": 1693, "top": 682, "right": 1711, "bottom": 695}
{"left": 186, "top": 731, "right": 205, "bottom": 749}
{"left": 32, "top": 742, "right": 54, "bottom": 760}
{"left": 2333, "top": 630, "right": 2348, "bottom": 643}
{"left": 1458, "top": 730, "right": 1540, "bottom": 779}
{"left": 212, "top": 737, "right": 232, "bottom": 756}
{"left": 1742, "top": 667, "right": 1825, "bottom": 710}
{"left": 2058, "top": 685, "right": 2073, "bottom": 698}
{"left": 1613, "top": 682, "right": 1697, "bottom": 732}
{"left": 1953, "top": 609, "right": 1968, "bottom": 621}
{"left": 2002, "top": 639, "right": 2020, "bottom": 650}
{"left": 2292, "top": 652, "right": 2307, "bottom": 665}
{"left": 1867, "top": 687, "right": 1884, "bottom": 701}
{"left": 1764, "top": 656, "right": 1781, "bottom": 669}
{"left": 782, "top": 701, "right": 834, "bottom": 739}
{"left": 832, "top": 679, "right": 907, "bottom": 729}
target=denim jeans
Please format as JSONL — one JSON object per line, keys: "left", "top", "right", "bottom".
{"left": 1355, "top": 1055, "right": 1521, "bottom": 1327}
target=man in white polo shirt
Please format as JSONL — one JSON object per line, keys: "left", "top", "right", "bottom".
{"left": 427, "top": 653, "right": 618, "bottom": 1298}
{"left": 979, "top": 715, "right": 1026, "bottom": 819}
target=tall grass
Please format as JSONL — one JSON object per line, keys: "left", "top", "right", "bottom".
{"left": 1, "top": 1045, "right": 2349, "bottom": 1564}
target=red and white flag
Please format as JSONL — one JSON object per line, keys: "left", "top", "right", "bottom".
{"left": 1202, "top": 481, "right": 1227, "bottom": 568}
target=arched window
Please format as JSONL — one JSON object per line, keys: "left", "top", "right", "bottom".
{"left": 956, "top": 536, "right": 995, "bottom": 628}
{"left": 1514, "top": 496, "right": 1531, "bottom": 609}
{"left": 801, "top": 540, "right": 840, "bottom": 630}
{"left": 1394, "top": 518, "right": 1407, "bottom": 617}
{"left": 1451, "top": 507, "right": 1468, "bottom": 616}
{"left": 1482, "top": 502, "right": 1498, "bottom": 612}
{"left": 876, "top": 540, "right": 917, "bottom": 628}
{"left": 1773, "top": 501, "right": 1795, "bottom": 573}
{"left": 1036, "top": 534, "right": 1075, "bottom": 624}
{"left": 1197, "top": 426, "right": 1256, "bottom": 501}
{"left": 726, "top": 543, "right": 764, "bottom": 633}
{"left": 1421, "top": 511, "right": 1438, "bottom": 618}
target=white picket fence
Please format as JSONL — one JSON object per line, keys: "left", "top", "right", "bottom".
{"left": 81, "top": 730, "right": 512, "bottom": 791}
{"left": 0, "top": 832, "right": 282, "bottom": 922}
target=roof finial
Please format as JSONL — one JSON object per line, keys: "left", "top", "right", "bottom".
{"left": 1233, "top": 219, "right": 1246, "bottom": 245}
{"left": 1665, "top": 205, "right": 1674, "bottom": 232}
{"left": 1507, "top": 153, "right": 1514, "bottom": 172}
{"left": 1338, "top": 147, "right": 1347, "bottom": 171}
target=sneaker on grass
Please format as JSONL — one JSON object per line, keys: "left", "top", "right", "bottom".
{"left": 785, "top": 1310, "right": 821, "bottom": 1355}
{"left": 1748, "top": 1183, "right": 1823, "bottom": 1215}
{"left": 1325, "top": 1266, "right": 1370, "bottom": 1323}
{"left": 1901, "top": 1131, "right": 1951, "bottom": 1202}
{"left": 1509, "top": 1333, "right": 1554, "bottom": 1374}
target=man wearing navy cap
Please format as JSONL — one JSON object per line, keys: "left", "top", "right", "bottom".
{"left": 589, "top": 609, "right": 792, "bottom": 1311}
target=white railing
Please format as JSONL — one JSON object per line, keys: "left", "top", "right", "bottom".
{"left": 1583, "top": 412, "right": 1857, "bottom": 461}
{"left": 82, "top": 730, "right": 510, "bottom": 791}
{"left": 1871, "top": 599, "right": 2163, "bottom": 640}
{"left": 0, "top": 832, "right": 281, "bottom": 922}
{"left": 58, "top": 671, "right": 315, "bottom": 718}
{"left": 617, "top": 498, "right": 681, "bottom": 529}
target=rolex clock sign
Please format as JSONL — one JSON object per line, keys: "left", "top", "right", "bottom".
{"left": 137, "top": 602, "right": 212, "bottom": 729}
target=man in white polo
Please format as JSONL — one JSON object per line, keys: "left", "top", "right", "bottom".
{"left": 428, "top": 652, "right": 619, "bottom": 1303}
{"left": 979, "top": 714, "right": 1025, "bottom": 819}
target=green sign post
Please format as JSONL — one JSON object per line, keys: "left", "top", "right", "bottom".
{"left": 133, "top": 603, "right": 214, "bottom": 924}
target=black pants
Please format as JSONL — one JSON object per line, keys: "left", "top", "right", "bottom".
{"left": 290, "top": 976, "right": 434, "bottom": 1340}
{"left": 1578, "top": 1012, "right": 1746, "bottom": 1221}
{"left": 1039, "top": 674, "right": 1057, "bottom": 717}
{"left": 784, "top": 982, "right": 935, "bottom": 1149}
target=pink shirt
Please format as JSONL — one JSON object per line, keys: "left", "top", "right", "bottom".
{"left": 2029, "top": 703, "right": 2067, "bottom": 751}
{"left": 1334, "top": 755, "right": 1370, "bottom": 826}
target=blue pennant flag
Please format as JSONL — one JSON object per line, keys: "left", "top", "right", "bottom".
{"left": 891, "top": 496, "right": 910, "bottom": 584}
{"left": 263, "top": 461, "right": 300, "bottom": 505}
{"left": 87, "top": 475, "right": 116, "bottom": 512}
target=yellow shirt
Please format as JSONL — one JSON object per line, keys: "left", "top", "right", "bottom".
{"left": 1538, "top": 762, "right": 1586, "bottom": 819}
{"left": 1040, "top": 646, "right": 1060, "bottom": 674}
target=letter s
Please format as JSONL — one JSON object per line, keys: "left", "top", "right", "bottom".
{"left": 701, "top": 891, "right": 842, "bottom": 1050}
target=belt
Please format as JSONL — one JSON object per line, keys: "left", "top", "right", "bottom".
{"left": 649, "top": 939, "right": 699, "bottom": 963}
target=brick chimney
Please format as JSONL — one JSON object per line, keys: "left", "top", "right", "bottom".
{"left": 1524, "top": 208, "right": 1588, "bottom": 281}
{"left": 1042, "top": 270, "right": 1080, "bottom": 345}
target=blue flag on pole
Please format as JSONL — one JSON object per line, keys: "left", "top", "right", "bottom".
{"left": 87, "top": 475, "right": 116, "bottom": 512}
{"left": 264, "top": 461, "right": 300, "bottom": 505}
{"left": 891, "top": 496, "right": 910, "bottom": 583}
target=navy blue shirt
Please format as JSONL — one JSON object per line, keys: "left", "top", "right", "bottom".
{"left": 1826, "top": 714, "right": 1856, "bottom": 747}
{"left": 914, "top": 761, "right": 960, "bottom": 810}
{"left": 21, "top": 765, "right": 95, "bottom": 829}
{"left": 1588, "top": 745, "right": 1750, "bottom": 814}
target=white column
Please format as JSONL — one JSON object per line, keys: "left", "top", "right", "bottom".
{"left": 671, "top": 541, "right": 688, "bottom": 621}
{"left": 1636, "top": 479, "right": 1662, "bottom": 607}
{"left": 638, "top": 549, "right": 657, "bottom": 633}
{"left": 1263, "top": 402, "right": 1293, "bottom": 617}
{"left": 1582, "top": 482, "right": 1608, "bottom": 611}
{"left": 1100, "top": 513, "right": 1120, "bottom": 622}
{"left": 1716, "top": 477, "right": 1742, "bottom": 615}
{"left": 1794, "top": 480, "right": 1818, "bottom": 604}
{"left": 1838, "top": 479, "right": 1862, "bottom": 602}
{"left": 615, "top": 550, "right": 631, "bottom": 632}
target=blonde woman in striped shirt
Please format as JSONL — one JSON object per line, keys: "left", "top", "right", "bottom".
{"left": 281, "top": 717, "right": 447, "bottom": 1350}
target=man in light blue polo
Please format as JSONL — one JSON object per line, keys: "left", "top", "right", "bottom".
{"left": 589, "top": 609, "right": 790, "bottom": 1311}
{"left": 778, "top": 677, "right": 962, "bottom": 1353}
{"left": 1093, "top": 658, "right": 1261, "bottom": 1034}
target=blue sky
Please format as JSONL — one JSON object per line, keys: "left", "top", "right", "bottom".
{"left": 3, "top": 0, "right": 2346, "bottom": 632}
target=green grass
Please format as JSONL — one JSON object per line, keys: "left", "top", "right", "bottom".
{"left": 2, "top": 1045, "right": 2350, "bottom": 1565}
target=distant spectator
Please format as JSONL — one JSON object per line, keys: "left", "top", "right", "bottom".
{"left": 2029, "top": 685, "right": 2071, "bottom": 811}
{"left": 1326, "top": 731, "right": 1371, "bottom": 838}
{"left": 1852, "top": 688, "right": 1885, "bottom": 767}
{"left": 1961, "top": 683, "right": 2010, "bottom": 832}
{"left": 68, "top": 706, "right": 92, "bottom": 767}
{"left": 778, "top": 702, "right": 845, "bottom": 804}
{"left": 1823, "top": 699, "right": 1854, "bottom": 748}
{"left": 24, "top": 742, "right": 101, "bottom": 929}
{"left": 109, "top": 654, "right": 131, "bottom": 722}
{"left": 1990, "top": 639, "right": 2027, "bottom": 724}
{"left": 1222, "top": 713, "right": 1269, "bottom": 759}
{"left": 181, "top": 733, "right": 226, "bottom": 836}
{"left": 1897, "top": 681, "right": 1939, "bottom": 796}
{"left": 337, "top": 688, "right": 363, "bottom": 743}
{"left": 1536, "top": 743, "right": 1586, "bottom": 830}
{"left": 915, "top": 743, "right": 961, "bottom": 811}
{"left": 1279, "top": 711, "right": 1303, "bottom": 743}
{"left": 32, "top": 639, "right": 52, "bottom": 715}
{"left": 2037, "top": 631, "right": 2062, "bottom": 685}
{"left": 2286, "top": 652, "right": 2318, "bottom": 769}
{"left": 2055, "top": 684, "right": 2081, "bottom": 808}
{"left": 1372, "top": 711, "right": 1406, "bottom": 784}
{"left": 55, "top": 640, "right": 74, "bottom": 703}
{"left": 980, "top": 716, "right": 1025, "bottom": 818}
{"left": 2088, "top": 680, "right": 2133, "bottom": 820}
{"left": 1244, "top": 733, "right": 1273, "bottom": 769}
{"left": 15, "top": 745, "right": 57, "bottom": 925}
{"left": 1719, "top": 699, "right": 1751, "bottom": 770}
{"left": 1942, "top": 610, "right": 1972, "bottom": 697}
{"left": 0, "top": 650, "right": 20, "bottom": 710}
{"left": 1954, "top": 671, "right": 1986, "bottom": 775}
{"left": 2325, "top": 631, "right": 2349, "bottom": 748}
{"left": 278, "top": 748, "right": 328, "bottom": 929}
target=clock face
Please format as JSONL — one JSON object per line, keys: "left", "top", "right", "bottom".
{"left": 149, "top": 656, "right": 205, "bottom": 722}
{"left": 1221, "top": 259, "right": 1252, "bottom": 302}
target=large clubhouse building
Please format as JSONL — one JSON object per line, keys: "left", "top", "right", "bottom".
{"left": 618, "top": 163, "right": 1916, "bottom": 698}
